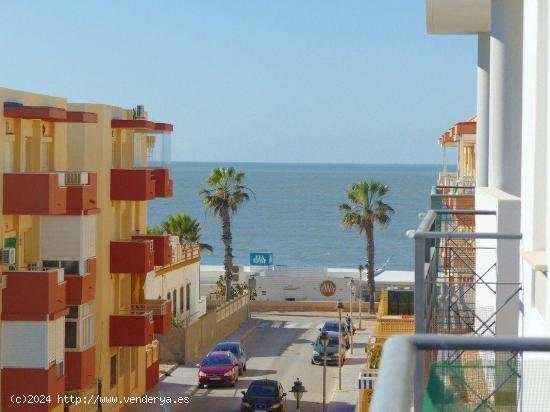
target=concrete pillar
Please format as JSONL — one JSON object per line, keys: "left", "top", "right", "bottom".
{"left": 476, "top": 33, "right": 490, "bottom": 187}
{"left": 488, "top": 0, "right": 524, "bottom": 196}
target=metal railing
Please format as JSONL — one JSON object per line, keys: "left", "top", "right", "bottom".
{"left": 131, "top": 300, "right": 170, "bottom": 315}
{"left": 57, "top": 171, "right": 89, "bottom": 186}
{"left": 370, "top": 335, "right": 550, "bottom": 412}
{"left": 116, "top": 309, "right": 154, "bottom": 324}
{"left": 409, "top": 209, "right": 523, "bottom": 411}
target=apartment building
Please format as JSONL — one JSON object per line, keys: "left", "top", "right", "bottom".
{"left": 0, "top": 87, "right": 201, "bottom": 411}
{"left": 370, "top": 1, "right": 550, "bottom": 410}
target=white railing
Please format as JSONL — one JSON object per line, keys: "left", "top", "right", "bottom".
{"left": 57, "top": 172, "right": 89, "bottom": 186}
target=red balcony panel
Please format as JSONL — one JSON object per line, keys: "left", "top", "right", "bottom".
{"left": 153, "top": 301, "right": 172, "bottom": 334}
{"left": 2, "top": 269, "right": 66, "bottom": 321}
{"left": 110, "top": 240, "right": 154, "bottom": 274}
{"left": 132, "top": 235, "right": 172, "bottom": 267}
{"left": 151, "top": 168, "right": 173, "bottom": 198}
{"left": 65, "top": 346, "right": 96, "bottom": 391}
{"left": 1, "top": 364, "right": 65, "bottom": 412}
{"left": 146, "top": 360, "right": 160, "bottom": 391}
{"left": 111, "top": 119, "right": 156, "bottom": 130}
{"left": 111, "top": 169, "right": 156, "bottom": 201}
{"left": 66, "top": 111, "right": 98, "bottom": 123}
{"left": 65, "top": 272, "right": 96, "bottom": 305}
{"left": 4, "top": 104, "right": 67, "bottom": 122}
{"left": 110, "top": 312, "right": 154, "bottom": 346}
{"left": 3, "top": 173, "right": 67, "bottom": 215}
{"left": 154, "top": 122, "right": 174, "bottom": 132}
{"left": 66, "top": 173, "right": 99, "bottom": 214}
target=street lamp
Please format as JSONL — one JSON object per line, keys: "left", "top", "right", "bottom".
{"left": 349, "top": 278, "right": 355, "bottom": 354}
{"left": 336, "top": 300, "right": 344, "bottom": 390}
{"left": 358, "top": 264, "right": 364, "bottom": 330}
{"left": 320, "top": 331, "right": 330, "bottom": 412}
{"left": 290, "top": 378, "right": 307, "bottom": 412}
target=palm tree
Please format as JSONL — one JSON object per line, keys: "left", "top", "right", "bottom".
{"left": 339, "top": 181, "right": 394, "bottom": 314}
{"left": 147, "top": 213, "right": 213, "bottom": 252}
{"left": 199, "top": 167, "right": 252, "bottom": 301}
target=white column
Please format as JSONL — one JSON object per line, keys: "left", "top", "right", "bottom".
{"left": 523, "top": 0, "right": 547, "bottom": 252}
{"left": 488, "top": 0, "right": 524, "bottom": 196}
{"left": 476, "top": 33, "right": 490, "bottom": 187}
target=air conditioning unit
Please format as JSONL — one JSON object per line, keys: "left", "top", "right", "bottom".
{"left": 133, "top": 105, "right": 146, "bottom": 119}
{"left": 0, "top": 248, "right": 16, "bottom": 265}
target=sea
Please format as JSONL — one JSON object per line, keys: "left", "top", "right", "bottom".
{"left": 148, "top": 162, "right": 439, "bottom": 271}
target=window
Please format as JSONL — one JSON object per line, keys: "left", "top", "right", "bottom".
{"left": 119, "top": 349, "right": 126, "bottom": 375}
{"left": 65, "top": 303, "right": 95, "bottom": 351}
{"left": 57, "top": 361, "right": 64, "bottom": 378}
{"left": 110, "top": 355, "right": 117, "bottom": 388}
{"left": 172, "top": 289, "right": 177, "bottom": 317}
{"left": 186, "top": 284, "right": 191, "bottom": 311}
{"left": 65, "top": 322, "right": 77, "bottom": 349}
{"left": 179, "top": 287, "right": 184, "bottom": 314}
{"left": 131, "top": 347, "right": 137, "bottom": 372}
{"left": 43, "top": 260, "right": 80, "bottom": 275}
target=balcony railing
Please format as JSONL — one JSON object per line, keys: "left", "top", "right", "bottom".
{"left": 132, "top": 300, "right": 172, "bottom": 334}
{"left": 410, "top": 210, "right": 522, "bottom": 337}
{"left": 370, "top": 335, "right": 550, "bottom": 412}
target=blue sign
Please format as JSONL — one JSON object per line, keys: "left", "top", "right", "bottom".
{"left": 250, "top": 252, "right": 273, "bottom": 266}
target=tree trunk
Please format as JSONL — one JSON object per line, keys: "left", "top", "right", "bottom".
{"left": 366, "top": 222, "right": 376, "bottom": 314}
{"left": 221, "top": 208, "right": 233, "bottom": 302}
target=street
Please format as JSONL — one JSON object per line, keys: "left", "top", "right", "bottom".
{"left": 190, "top": 312, "right": 342, "bottom": 411}
{"left": 124, "top": 311, "right": 364, "bottom": 412}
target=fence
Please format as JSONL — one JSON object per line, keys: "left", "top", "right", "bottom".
{"left": 157, "top": 293, "right": 250, "bottom": 364}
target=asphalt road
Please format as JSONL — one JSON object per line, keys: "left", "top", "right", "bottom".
{"left": 187, "top": 312, "right": 343, "bottom": 412}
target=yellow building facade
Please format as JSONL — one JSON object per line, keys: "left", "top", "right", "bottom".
{"left": 0, "top": 87, "right": 199, "bottom": 412}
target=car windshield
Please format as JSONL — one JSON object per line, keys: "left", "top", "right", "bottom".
{"left": 316, "top": 335, "right": 340, "bottom": 347}
{"left": 214, "top": 344, "right": 239, "bottom": 356}
{"left": 201, "top": 356, "right": 232, "bottom": 366}
{"left": 324, "top": 323, "right": 345, "bottom": 333}
{"left": 247, "top": 384, "right": 278, "bottom": 397}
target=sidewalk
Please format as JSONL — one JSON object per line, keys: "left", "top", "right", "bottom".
{"left": 122, "top": 317, "right": 260, "bottom": 411}
{"left": 328, "top": 320, "right": 373, "bottom": 412}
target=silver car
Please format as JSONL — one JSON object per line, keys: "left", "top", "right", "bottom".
{"left": 212, "top": 341, "right": 247, "bottom": 374}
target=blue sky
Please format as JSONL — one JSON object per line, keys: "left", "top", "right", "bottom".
{"left": 0, "top": 1, "right": 476, "bottom": 164}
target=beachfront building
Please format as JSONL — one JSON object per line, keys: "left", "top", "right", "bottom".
{"left": 437, "top": 116, "right": 477, "bottom": 188}
{"left": 371, "top": 1, "right": 550, "bottom": 410}
{"left": 0, "top": 87, "right": 201, "bottom": 411}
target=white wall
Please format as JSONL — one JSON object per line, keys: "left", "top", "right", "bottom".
{"left": 40, "top": 215, "right": 97, "bottom": 264}
{"left": 2, "top": 318, "right": 64, "bottom": 369}
{"left": 475, "top": 187, "right": 521, "bottom": 336}
{"left": 145, "top": 261, "right": 201, "bottom": 320}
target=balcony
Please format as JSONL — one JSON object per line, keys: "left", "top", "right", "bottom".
{"left": 154, "top": 239, "right": 201, "bottom": 276}
{"left": 111, "top": 168, "right": 156, "bottom": 201}
{"left": 132, "top": 300, "right": 172, "bottom": 334}
{"left": 110, "top": 240, "right": 154, "bottom": 274}
{"left": 65, "top": 258, "right": 96, "bottom": 305}
{"left": 132, "top": 234, "right": 172, "bottom": 267}
{"left": 109, "top": 310, "right": 154, "bottom": 346}
{"left": 411, "top": 209, "right": 521, "bottom": 337}
{"left": 1, "top": 363, "right": 65, "bottom": 412}
{"left": 3, "top": 172, "right": 98, "bottom": 215}
{"left": 1, "top": 267, "right": 66, "bottom": 320}
{"left": 151, "top": 168, "right": 173, "bottom": 197}
{"left": 65, "top": 346, "right": 95, "bottom": 391}
{"left": 369, "top": 335, "right": 550, "bottom": 412}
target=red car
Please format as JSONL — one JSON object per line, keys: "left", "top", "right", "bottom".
{"left": 198, "top": 351, "right": 239, "bottom": 387}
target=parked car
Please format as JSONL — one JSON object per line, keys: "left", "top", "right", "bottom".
{"left": 311, "top": 331, "right": 347, "bottom": 365}
{"left": 320, "top": 320, "right": 350, "bottom": 349}
{"left": 197, "top": 351, "right": 239, "bottom": 387}
{"left": 241, "top": 379, "right": 287, "bottom": 412}
{"left": 212, "top": 341, "right": 247, "bottom": 374}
